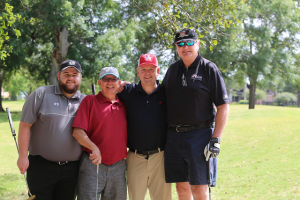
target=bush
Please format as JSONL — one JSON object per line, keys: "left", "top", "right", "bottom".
{"left": 274, "top": 92, "right": 297, "bottom": 106}
{"left": 239, "top": 100, "right": 249, "bottom": 104}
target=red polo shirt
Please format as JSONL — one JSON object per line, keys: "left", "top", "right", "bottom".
{"left": 72, "top": 91, "right": 127, "bottom": 165}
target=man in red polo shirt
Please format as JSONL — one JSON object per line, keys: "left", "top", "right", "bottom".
{"left": 72, "top": 67, "right": 127, "bottom": 200}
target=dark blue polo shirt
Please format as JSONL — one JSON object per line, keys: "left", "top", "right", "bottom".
{"left": 162, "top": 54, "right": 230, "bottom": 125}
{"left": 117, "top": 81, "right": 167, "bottom": 151}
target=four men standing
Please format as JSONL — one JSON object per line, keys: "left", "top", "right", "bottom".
{"left": 16, "top": 28, "right": 229, "bottom": 200}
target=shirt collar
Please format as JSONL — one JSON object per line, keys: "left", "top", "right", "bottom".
{"left": 55, "top": 84, "right": 82, "bottom": 99}
{"left": 96, "top": 91, "right": 124, "bottom": 106}
{"left": 180, "top": 53, "right": 201, "bottom": 69}
{"left": 136, "top": 80, "right": 161, "bottom": 93}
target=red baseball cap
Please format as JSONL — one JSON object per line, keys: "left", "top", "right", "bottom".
{"left": 138, "top": 53, "right": 158, "bottom": 68}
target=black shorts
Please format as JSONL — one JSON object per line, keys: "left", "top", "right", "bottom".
{"left": 164, "top": 128, "right": 217, "bottom": 186}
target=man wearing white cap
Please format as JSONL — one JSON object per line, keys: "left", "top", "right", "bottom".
{"left": 118, "top": 53, "right": 172, "bottom": 200}
{"left": 72, "top": 67, "right": 127, "bottom": 200}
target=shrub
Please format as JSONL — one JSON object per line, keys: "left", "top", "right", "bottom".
{"left": 239, "top": 100, "right": 249, "bottom": 104}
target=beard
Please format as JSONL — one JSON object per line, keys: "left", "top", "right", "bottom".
{"left": 59, "top": 81, "right": 80, "bottom": 94}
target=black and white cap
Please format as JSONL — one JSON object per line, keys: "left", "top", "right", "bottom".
{"left": 59, "top": 60, "right": 82, "bottom": 73}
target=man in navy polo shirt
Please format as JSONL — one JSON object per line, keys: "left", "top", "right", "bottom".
{"left": 162, "top": 28, "right": 230, "bottom": 200}
{"left": 118, "top": 53, "right": 172, "bottom": 200}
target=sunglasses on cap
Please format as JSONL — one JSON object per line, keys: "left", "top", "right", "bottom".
{"left": 176, "top": 40, "right": 195, "bottom": 47}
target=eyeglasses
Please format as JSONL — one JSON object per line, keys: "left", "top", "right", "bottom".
{"left": 182, "top": 74, "right": 187, "bottom": 87}
{"left": 176, "top": 40, "right": 195, "bottom": 47}
{"left": 101, "top": 77, "right": 119, "bottom": 82}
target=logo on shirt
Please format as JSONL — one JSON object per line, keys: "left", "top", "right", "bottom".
{"left": 54, "top": 103, "right": 59, "bottom": 106}
{"left": 191, "top": 74, "right": 202, "bottom": 81}
{"left": 224, "top": 94, "right": 228, "bottom": 100}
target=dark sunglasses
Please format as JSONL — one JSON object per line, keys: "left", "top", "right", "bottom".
{"left": 101, "top": 77, "right": 119, "bottom": 82}
{"left": 176, "top": 40, "right": 195, "bottom": 47}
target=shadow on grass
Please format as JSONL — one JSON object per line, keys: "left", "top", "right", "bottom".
{"left": 0, "top": 112, "right": 22, "bottom": 123}
{"left": 0, "top": 173, "right": 27, "bottom": 199}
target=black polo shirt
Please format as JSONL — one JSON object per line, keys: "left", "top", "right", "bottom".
{"left": 117, "top": 81, "right": 167, "bottom": 151}
{"left": 162, "top": 54, "right": 229, "bottom": 125}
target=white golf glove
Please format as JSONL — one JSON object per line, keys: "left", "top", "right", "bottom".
{"left": 204, "top": 137, "right": 221, "bottom": 161}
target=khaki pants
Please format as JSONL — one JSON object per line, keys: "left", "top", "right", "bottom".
{"left": 127, "top": 150, "right": 172, "bottom": 200}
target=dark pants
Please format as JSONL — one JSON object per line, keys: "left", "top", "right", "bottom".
{"left": 27, "top": 155, "right": 80, "bottom": 200}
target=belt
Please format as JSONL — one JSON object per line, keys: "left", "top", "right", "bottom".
{"left": 168, "top": 123, "right": 213, "bottom": 133}
{"left": 129, "top": 147, "right": 164, "bottom": 156}
{"left": 30, "top": 155, "right": 79, "bottom": 165}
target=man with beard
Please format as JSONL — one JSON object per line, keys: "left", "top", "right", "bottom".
{"left": 17, "top": 60, "right": 86, "bottom": 200}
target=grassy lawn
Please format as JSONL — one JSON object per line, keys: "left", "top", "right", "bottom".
{"left": 1, "top": 101, "right": 299, "bottom": 199}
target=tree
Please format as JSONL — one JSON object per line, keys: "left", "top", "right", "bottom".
{"left": 2, "top": 0, "right": 241, "bottom": 113}
{"left": 0, "top": 2, "right": 22, "bottom": 112}
{"left": 244, "top": 88, "right": 266, "bottom": 101}
{"left": 232, "top": 0, "right": 300, "bottom": 109}
{"left": 4, "top": 67, "right": 44, "bottom": 100}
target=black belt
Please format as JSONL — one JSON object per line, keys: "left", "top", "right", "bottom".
{"left": 30, "top": 155, "right": 79, "bottom": 165}
{"left": 129, "top": 147, "right": 164, "bottom": 156}
{"left": 168, "top": 123, "right": 213, "bottom": 133}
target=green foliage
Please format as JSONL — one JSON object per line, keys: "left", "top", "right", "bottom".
{"left": 226, "top": 0, "right": 300, "bottom": 108}
{"left": 275, "top": 92, "right": 297, "bottom": 106}
{"left": 124, "top": 0, "right": 239, "bottom": 46}
{"left": 0, "top": 3, "right": 22, "bottom": 62}
{"left": 239, "top": 100, "right": 249, "bottom": 104}
{"left": 3, "top": 68, "right": 44, "bottom": 99}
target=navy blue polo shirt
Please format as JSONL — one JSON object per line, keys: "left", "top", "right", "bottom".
{"left": 162, "top": 54, "right": 229, "bottom": 125}
{"left": 117, "top": 81, "right": 167, "bottom": 151}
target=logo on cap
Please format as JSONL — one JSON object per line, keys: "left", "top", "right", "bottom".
{"left": 178, "top": 30, "right": 188, "bottom": 38}
{"left": 144, "top": 54, "right": 152, "bottom": 61}
{"left": 69, "top": 61, "right": 75, "bottom": 65}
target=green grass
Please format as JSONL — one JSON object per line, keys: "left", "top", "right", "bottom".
{"left": 1, "top": 101, "right": 299, "bottom": 199}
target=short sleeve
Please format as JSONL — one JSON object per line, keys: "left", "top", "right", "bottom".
{"left": 208, "top": 64, "right": 230, "bottom": 106}
{"left": 72, "top": 95, "right": 92, "bottom": 132}
{"left": 20, "top": 87, "right": 46, "bottom": 125}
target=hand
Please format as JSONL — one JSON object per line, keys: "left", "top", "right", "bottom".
{"left": 117, "top": 85, "right": 124, "bottom": 93}
{"left": 117, "top": 81, "right": 130, "bottom": 93}
{"left": 89, "top": 148, "right": 102, "bottom": 165}
{"left": 17, "top": 156, "right": 29, "bottom": 174}
{"left": 204, "top": 137, "right": 220, "bottom": 161}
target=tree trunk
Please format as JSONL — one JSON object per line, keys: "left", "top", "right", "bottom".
{"left": 297, "top": 90, "right": 300, "bottom": 107}
{"left": 248, "top": 75, "right": 257, "bottom": 109}
{"left": 0, "top": 72, "right": 5, "bottom": 112}
{"left": 49, "top": 27, "right": 70, "bottom": 85}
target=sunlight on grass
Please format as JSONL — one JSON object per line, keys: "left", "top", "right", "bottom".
{"left": 1, "top": 102, "right": 299, "bottom": 199}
